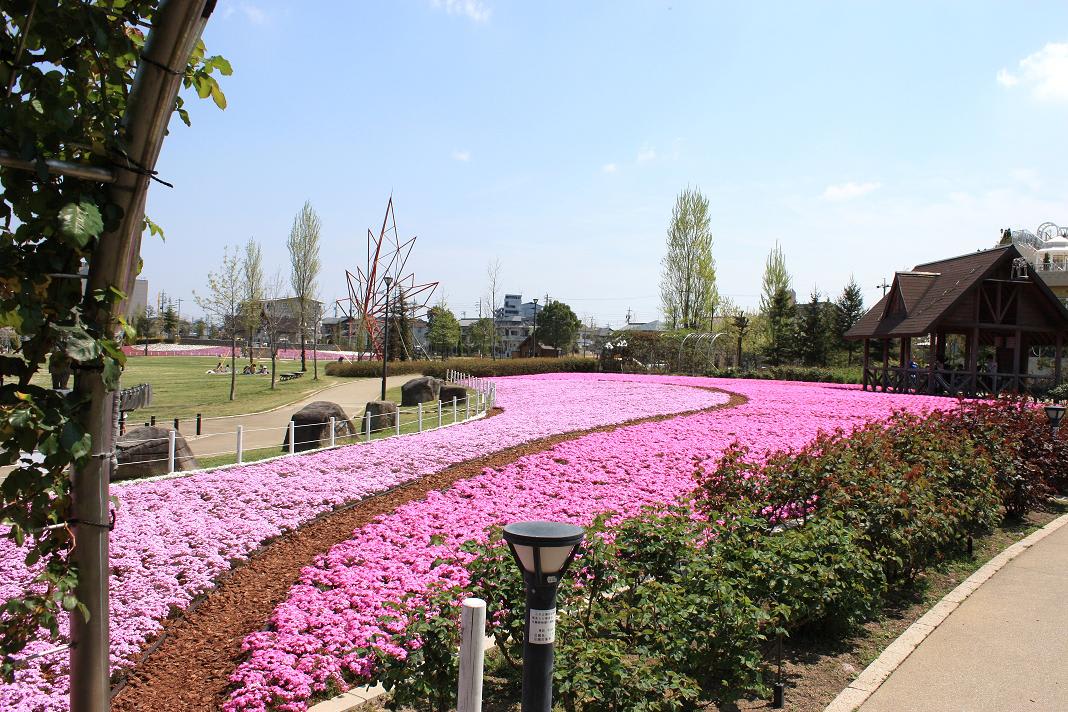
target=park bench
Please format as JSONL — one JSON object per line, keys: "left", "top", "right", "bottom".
{"left": 278, "top": 372, "right": 304, "bottom": 382}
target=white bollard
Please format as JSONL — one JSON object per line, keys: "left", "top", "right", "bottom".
{"left": 288, "top": 420, "right": 295, "bottom": 454}
{"left": 236, "top": 425, "right": 244, "bottom": 464}
{"left": 365, "top": 410, "right": 372, "bottom": 442}
{"left": 453, "top": 395, "right": 458, "bottom": 423}
{"left": 395, "top": 408, "right": 402, "bottom": 436}
{"left": 437, "top": 399, "right": 443, "bottom": 428}
{"left": 329, "top": 416, "right": 336, "bottom": 447}
{"left": 418, "top": 402, "right": 423, "bottom": 432}
{"left": 167, "top": 430, "right": 176, "bottom": 474}
{"left": 466, "top": 394, "right": 471, "bottom": 420}
{"left": 457, "top": 597, "right": 487, "bottom": 712}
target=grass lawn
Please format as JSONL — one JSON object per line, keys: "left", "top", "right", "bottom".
{"left": 32, "top": 356, "right": 343, "bottom": 421}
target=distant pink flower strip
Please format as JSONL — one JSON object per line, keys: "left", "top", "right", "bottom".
{"left": 223, "top": 378, "right": 952, "bottom": 711}
{"left": 0, "top": 376, "right": 725, "bottom": 712}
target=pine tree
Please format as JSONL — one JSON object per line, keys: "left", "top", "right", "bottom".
{"left": 797, "top": 288, "right": 831, "bottom": 366}
{"left": 764, "top": 286, "right": 796, "bottom": 366}
{"left": 835, "top": 276, "right": 865, "bottom": 365}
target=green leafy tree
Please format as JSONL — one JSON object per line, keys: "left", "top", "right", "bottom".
{"left": 835, "top": 275, "right": 865, "bottom": 365}
{"left": 468, "top": 317, "right": 495, "bottom": 357}
{"left": 660, "top": 186, "right": 719, "bottom": 329}
{"left": 426, "top": 303, "right": 460, "bottom": 359}
{"left": 241, "top": 237, "right": 265, "bottom": 363}
{"left": 287, "top": 201, "right": 321, "bottom": 372}
{"left": 759, "top": 241, "right": 792, "bottom": 349}
{"left": 0, "top": 1, "right": 228, "bottom": 680}
{"left": 538, "top": 300, "right": 582, "bottom": 355}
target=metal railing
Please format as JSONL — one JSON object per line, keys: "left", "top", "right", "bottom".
{"left": 113, "top": 372, "right": 495, "bottom": 481}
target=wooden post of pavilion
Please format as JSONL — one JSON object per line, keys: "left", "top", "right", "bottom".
{"left": 862, "top": 338, "right": 871, "bottom": 391}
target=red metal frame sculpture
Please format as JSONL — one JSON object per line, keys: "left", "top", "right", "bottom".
{"left": 337, "top": 197, "right": 438, "bottom": 360}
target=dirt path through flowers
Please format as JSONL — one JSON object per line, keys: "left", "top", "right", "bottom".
{"left": 110, "top": 388, "right": 745, "bottom": 711}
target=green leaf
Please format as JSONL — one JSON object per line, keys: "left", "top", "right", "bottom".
{"left": 209, "top": 81, "right": 227, "bottom": 110}
{"left": 58, "top": 200, "right": 104, "bottom": 246}
{"left": 61, "top": 594, "right": 78, "bottom": 612}
{"left": 55, "top": 325, "right": 101, "bottom": 362}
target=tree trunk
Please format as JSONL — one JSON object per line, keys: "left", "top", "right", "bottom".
{"left": 229, "top": 333, "right": 236, "bottom": 401}
{"left": 300, "top": 312, "right": 307, "bottom": 371}
{"left": 271, "top": 349, "right": 277, "bottom": 390}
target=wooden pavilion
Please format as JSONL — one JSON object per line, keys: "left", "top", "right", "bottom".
{"left": 846, "top": 245, "right": 1068, "bottom": 397}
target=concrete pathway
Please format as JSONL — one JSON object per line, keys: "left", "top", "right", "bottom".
{"left": 184, "top": 374, "right": 421, "bottom": 457}
{"left": 856, "top": 518, "right": 1068, "bottom": 712}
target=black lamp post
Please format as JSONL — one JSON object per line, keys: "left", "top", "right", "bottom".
{"left": 531, "top": 298, "right": 538, "bottom": 358}
{"left": 381, "top": 275, "right": 392, "bottom": 401}
{"left": 1044, "top": 403, "right": 1065, "bottom": 438}
{"left": 502, "top": 521, "right": 585, "bottom": 712}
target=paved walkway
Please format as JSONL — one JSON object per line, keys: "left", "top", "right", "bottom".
{"left": 184, "top": 374, "right": 420, "bottom": 456}
{"left": 858, "top": 519, "right": 1068, "bottom": 712}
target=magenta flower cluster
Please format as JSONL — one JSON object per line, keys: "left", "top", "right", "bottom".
{"left": 0, "top": 376, "right": 725, "bottom": 711}
{"left": 222, "top": 377, "right": 951, "bottom": 711}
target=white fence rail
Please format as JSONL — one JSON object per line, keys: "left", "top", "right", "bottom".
{"left": 112, "top": 372, "right": 494, "bottom": 480}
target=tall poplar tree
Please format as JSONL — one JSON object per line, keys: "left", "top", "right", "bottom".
{"left": 287, "top": 201, "right": 321, "bottom": 372}
{"left": 660, "top": 186, "right": 718, "bottom": 329}
{"left": 241, "top": 237, "right": 264, "bottom": 364}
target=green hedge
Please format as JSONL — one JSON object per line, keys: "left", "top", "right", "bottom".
{"left": 364, "top": 398, "right": 1065, "bottom": 711}
{"left": 325, "top": 356, "right": 600, "bottom": 379}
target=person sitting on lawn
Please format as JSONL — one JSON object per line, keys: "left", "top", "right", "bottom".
{"left": 258, "top": 364, "right": 268, "bottom": 374}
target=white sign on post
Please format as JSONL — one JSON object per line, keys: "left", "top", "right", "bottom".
{"left": 528, "top": 608, "right": 556, "bottom": 644}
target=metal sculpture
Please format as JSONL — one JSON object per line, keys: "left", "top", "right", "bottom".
{"left": 337, "top": 197, "right": 438, "bottom": 360}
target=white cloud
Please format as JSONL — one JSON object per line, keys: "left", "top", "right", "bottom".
{"left": 452, "top": 149, "right": 471, "bottom": 162}
{"left": 996, "top": 42, "right": 1068, "bottom": 102}
{"left": 821, "top": 181, "right": 882, "bottom": 201}
{"left": 637, "top": 147, "right": 656, "bottom": 163}
{"left": 432, "top": 0, "right": 491, "bottom": 23}
{"left": 601, "top": 163, "right": 617, "bottom": 173}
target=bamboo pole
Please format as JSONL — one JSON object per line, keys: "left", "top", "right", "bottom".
{"left": 457, "top": 598, "right": 487, "bottom": 712}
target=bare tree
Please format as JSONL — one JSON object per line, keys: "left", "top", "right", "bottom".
{"left": 195, "top": 247, "right": 242, "bottom": 400}
{"left": 260, "top": 270, "right": 288, "bottom": 390}
{"left": 241, "top": 236, "right": 264, "bottom": 365}
{"left": 287, "top": 200, "right": 322, "bottom": 372}
{"left": 485, "top": 258, "right": 502, "bottom": 359}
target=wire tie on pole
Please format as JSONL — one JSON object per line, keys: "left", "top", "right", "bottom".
{"left": 66, "top": 509, "right": 116, "bottom": 531}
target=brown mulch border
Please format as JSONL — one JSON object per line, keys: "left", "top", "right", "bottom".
{"left": 111, "top": 388, "right": 747, "bottom": 711}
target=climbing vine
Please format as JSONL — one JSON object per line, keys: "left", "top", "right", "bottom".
{"left": 0, "top": 0, "right": 228, "bottom": 679}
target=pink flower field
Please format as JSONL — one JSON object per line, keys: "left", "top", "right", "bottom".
{"left": 222, "top": 376, "right": 951, "bottom": 711}
{"left": 0, "top": 376, "right": 725, "bottom": 711}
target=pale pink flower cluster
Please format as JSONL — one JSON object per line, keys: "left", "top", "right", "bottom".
{"left": 0, "top": 376, "right": 725, "bottom": 711}
{"left": 223, "top": 377, "right": 950, "bottom": 711}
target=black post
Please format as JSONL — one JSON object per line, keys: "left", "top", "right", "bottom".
{"left": 119, "top": 412, "right": 125, "bottom": 436}
{"left": 173, "top": 417, "right": 179, "bottom": 431}
{"left": 520, "top": 578, "right": 558, "bottom": 712}
{"left": 196, "top": 412, "right": 202, "bottom": 435}
{"left": 532, "top": 298, "right": 538, "bottom": 358}
{"left": 150, "top": 415, "right": 156, "bottom": 426}
{"left": 772, "top": 631, "right": 785, "bottom": 708}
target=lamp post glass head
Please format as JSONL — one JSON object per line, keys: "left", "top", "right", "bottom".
{"left": 503, "top": 521, "right": 585, "bottom": 585}
{"left": 1044, "top": 403, "right": 1066, "bottom": 431}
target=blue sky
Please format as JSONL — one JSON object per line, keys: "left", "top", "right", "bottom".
{"left": 144, "top": 1, "right": 1068, "bottom": 327}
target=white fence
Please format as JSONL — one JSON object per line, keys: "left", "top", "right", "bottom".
{"left": 115, "top": 372, "right": 496, "bottom": 480}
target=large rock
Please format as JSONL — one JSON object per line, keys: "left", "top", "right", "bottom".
{"left": 115, "top": 426, "right": 197, "bottom": 481}
{"left": 401, "top": 376, "right": 442, "bottom": 406}
{"left": 283, "top": 401, "right": 356, "bottom": 452}
{"left": 438, "top": 384, "right": 467, "bottom": 404}
{"left": 362, "top": 400, "right": 399, "bottom": 434}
